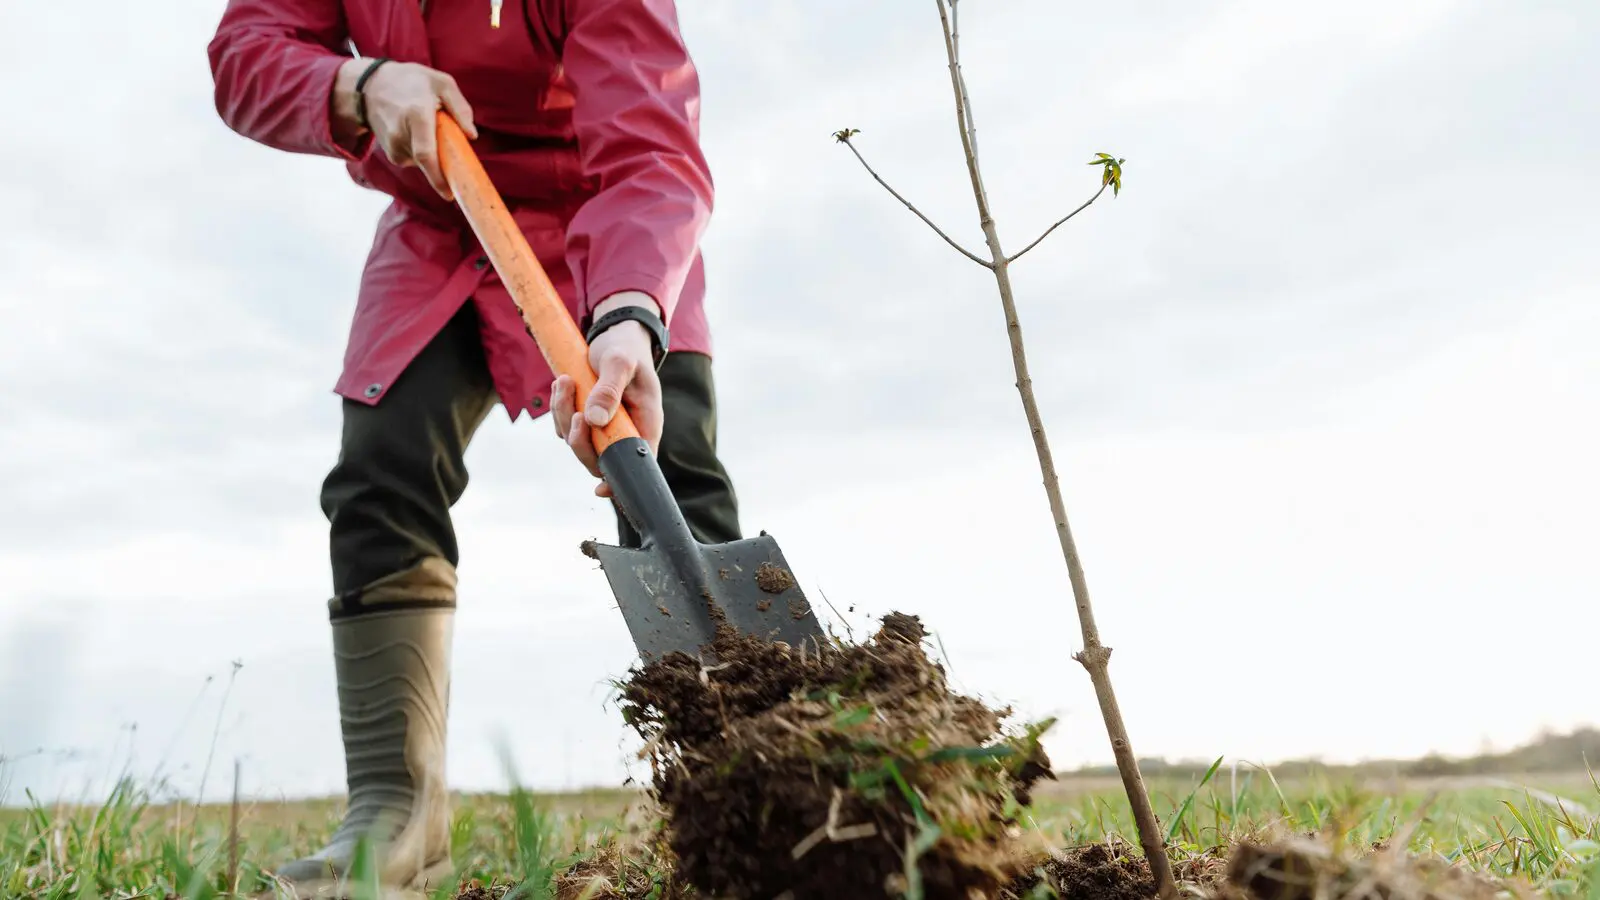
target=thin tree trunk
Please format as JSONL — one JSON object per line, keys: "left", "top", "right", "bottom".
{"left": 932, "top": 2, "right": 1177, "bottom": 895}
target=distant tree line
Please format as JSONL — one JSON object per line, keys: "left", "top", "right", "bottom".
{"left": 1062, "top": 727, "right": 1600, "bottom": 780}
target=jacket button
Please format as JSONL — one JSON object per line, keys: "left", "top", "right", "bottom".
{"left": 531, "top": 397, "right": 544, "bottom": 409}
{"left": 473, "top": 256, "right": 488, "bottom": 270}
{"left": 364, "top": 383, "right": 382, "bottom": 398}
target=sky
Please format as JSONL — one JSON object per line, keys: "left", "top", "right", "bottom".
{"left": 1, "top": 0, "right": 1596, "bottom": 806}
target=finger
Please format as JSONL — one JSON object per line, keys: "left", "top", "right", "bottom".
{"left": 551, "top": 375, "right": 574, "bottom": 437}
{"left": 435, "top": 74, "right": 478, "bottom": 140}
{"left": 556, "top": 374, "right": 609, "bottom": 498}
{"left": 380, "top": 118, "right": 412, "bottom": 168}
{"left": 566, "top": 404, "right": 602, "bottom": 479}
{"left": 624, "top": 371, "right": 665, "bottom": 456}
{"left": 408, "top": 107, "right": 451, "bottom": 200}
{"left": 586, "top": 349, "right": 634, "bottom": 428}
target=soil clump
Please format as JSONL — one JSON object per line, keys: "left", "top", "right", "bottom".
{"left": 1220, "top": 835, "right": 1510, "bottom": 900}
{"left": 999, "top": 842, "right": 1157, "bottom": 900}
{"left": 613, "top": 612, "right": 1056, "bottom": 899}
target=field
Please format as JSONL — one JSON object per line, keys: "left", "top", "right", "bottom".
{"left": 3, "top": 768, "right": 1598, "bottom": 898}
{"left": 6, "top": 624, "right": 1598, "bottom": 899}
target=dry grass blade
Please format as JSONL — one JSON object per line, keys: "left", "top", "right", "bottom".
{"left": 791, "top": 788, "right": 881, "bottom": 860}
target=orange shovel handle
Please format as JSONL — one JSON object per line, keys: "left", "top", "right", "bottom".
{"left": 435, "top": 110, "right": 638, "bottom": 456}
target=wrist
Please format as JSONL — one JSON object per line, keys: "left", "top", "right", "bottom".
{"left": 585, "top": 297, "right": 669, "bottom": 370}
{"left": 331, "top": 58, "right": 368, "bottom": 133}
{"left": 332, "top": 57, "right": 394, "bottom": 137}
{"left": 591, "top": 290, "right": 662, "bottom": 321}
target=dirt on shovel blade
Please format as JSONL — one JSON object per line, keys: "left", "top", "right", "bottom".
{"left": 612, "top": 611, "right": 1058, "bottom": 899}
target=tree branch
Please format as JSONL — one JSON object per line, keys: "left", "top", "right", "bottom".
{"left": 1006, "top": 183, "right": 1108, "bottom": 265}
{"left": 950, "top": 0, "right": 983, "bottom": 173}
{"left": 938, "top": 1, "right": 993, "bottom": 231}
{"left": 834, "top": 132, "right": 994, "bottom": 269}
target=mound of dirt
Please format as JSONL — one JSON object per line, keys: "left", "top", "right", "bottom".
{"left": 1000, "top": 842, "right": 1157, "bottom": 900}
{"left": 613, "top": 612, "right": 1057, "bottom": 899}
{"left": 992, "top": 834, "right": 1514, "bottom": 900}
{"left": 535, "top": 828, "right": 1519, "bottom": 900}
{"left": 1222, "top": 836, "right": 1507, "bottom": 900}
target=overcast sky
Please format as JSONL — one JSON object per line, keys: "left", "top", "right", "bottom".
{"left": 2, "top": 0, "right": 1596, "bottom": 806}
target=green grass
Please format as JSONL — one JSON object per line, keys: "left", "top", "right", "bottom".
{"left": 1040, "top": 770, "right": 1600, "bottom": 895}
{"left": 2, "top": 768, "right": 1598, "bottom": 897}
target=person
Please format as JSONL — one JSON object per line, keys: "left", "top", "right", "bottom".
{"left": 206, "top": 0, "right": 739, "bottom": 891}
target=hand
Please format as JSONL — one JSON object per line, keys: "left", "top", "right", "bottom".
{"left": 550, "top": 293, "right": 665, "bottom": 498}
{"left": 333, "top": 58, "right": 478, "bottom": 200}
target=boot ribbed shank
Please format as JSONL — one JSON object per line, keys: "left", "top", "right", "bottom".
{"left": 274, "top": 564, "right": 456, "bottom": 896}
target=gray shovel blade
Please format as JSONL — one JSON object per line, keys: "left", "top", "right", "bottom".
{"left": 584, "top": 533, "right": 827, "bottom": 661}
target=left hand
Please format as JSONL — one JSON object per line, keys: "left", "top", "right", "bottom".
{"left": 551, "top": 293, "right": 664, "bottom": 498}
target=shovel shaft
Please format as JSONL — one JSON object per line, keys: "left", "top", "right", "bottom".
{"left": 435, "top": 110, "right": 637, "bottom": 455}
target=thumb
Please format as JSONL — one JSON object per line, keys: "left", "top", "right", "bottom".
{"left": 586, "top": 350, "right": 633, "bottom": 427}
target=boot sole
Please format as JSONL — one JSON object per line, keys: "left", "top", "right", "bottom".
{"left": 260, "top": 857, "right": 457, "bottom": 900}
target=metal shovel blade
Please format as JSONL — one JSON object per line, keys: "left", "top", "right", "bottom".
{"left": 584, "top": 532, "right": 826, "bottom": 661}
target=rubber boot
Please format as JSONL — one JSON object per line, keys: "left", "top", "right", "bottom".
{"left": 271, "top": 558, "right": 458, "bottom": 898}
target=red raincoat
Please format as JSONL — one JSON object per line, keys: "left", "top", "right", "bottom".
{"left": 207, "top": 0, "right": 715, "bottom": 421}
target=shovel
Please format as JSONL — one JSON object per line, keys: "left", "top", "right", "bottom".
{"left": 434, "top": 110, "right": 827, "bottom": 661}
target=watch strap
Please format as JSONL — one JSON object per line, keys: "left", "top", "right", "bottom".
{"left": 584, "top": 305, "right": 669, "bottom": 370}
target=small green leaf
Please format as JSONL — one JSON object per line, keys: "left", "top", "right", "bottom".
{"left": 346, "top": 834, "right": 383, "bottom": 900}
{"left": 1086, "top": 153, "right": 1126, "bottom": 197}
{"left": 1165, "top": 755, "right": 1225, "bottom": 844}
{"left": 924, "top": 745, "right": 1016, "bottom": 765}
{"left": 834, "top": 704, "right": 873, "bottom": 728}
{"left": 884, "top": 759, "right": 932, "bottom": 828}
{"left": 850, "top": 767, "right": 889, "bottom": 790}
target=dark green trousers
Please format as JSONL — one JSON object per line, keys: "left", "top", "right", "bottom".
{"left": 319, "top": 301, "right": 742, "bottom": 599}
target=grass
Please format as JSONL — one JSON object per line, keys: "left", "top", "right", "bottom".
{"left": 2, "top": 767, "right": 1598, "bottom": 898}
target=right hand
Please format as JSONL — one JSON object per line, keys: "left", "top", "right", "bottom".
{"left": 335, "top": 59, "right": 478, "bottom": 200}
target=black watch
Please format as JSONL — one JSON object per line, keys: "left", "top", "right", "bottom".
{"left": 584, "top": 305, "right": 670, "bottom": 370}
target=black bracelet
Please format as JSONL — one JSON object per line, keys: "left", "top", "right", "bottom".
{"left": 353, "top": 57, "right": 391, "bottom": 129}
{"left": 585, "top": 305, "right": 670, "bottom": 371}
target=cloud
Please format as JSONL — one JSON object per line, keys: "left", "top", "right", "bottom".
{"left": 701, "top": 0, "right": 1600, "bottom": 443}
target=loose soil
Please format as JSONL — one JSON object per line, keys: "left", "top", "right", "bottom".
{"left": 754, "top": 561, "right": 797, "bottom": 594}
{"left": 1220, "top": 835, "right": 1508, "bottom": 900}
{"left": 999, "top": 842, "right": 1156, "bottom": 900}
{"left": 543, "top": 834, "right": 1517, "bottom": 900}
{"left": 611, "top": 611, "right": 1056, "bottom": 899}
